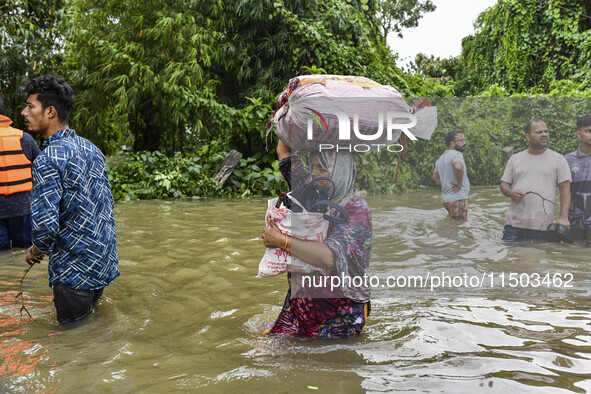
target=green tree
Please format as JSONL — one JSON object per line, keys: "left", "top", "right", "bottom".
{"left": 214, "top": 0, "right": 412, "bottom": 102}
{"left": 457, "top": 0, "right": 591, "bottom": 95}
{"left": 60, "top": 0, "right": 226, "bottom": 154}
{"left": 379, "top": 0, "right": 435, "bottom": 37}
{"left": 57, "top": 0, "right": 427, "bottom": 156}
{"left": 409, "top": 53, "right": 458, "bottom": 85}
{"left": 0, "top": 0, "right": 63, "bottom": 123}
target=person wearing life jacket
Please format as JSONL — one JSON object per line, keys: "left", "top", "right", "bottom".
{"left": 0, "top": 99, "right": 41, "bottom": 250}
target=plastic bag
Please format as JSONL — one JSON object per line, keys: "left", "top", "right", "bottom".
{"left": 257, "top": 197, "right": 330, "bottom": 277}
{"left": 266, "top": 74, "right": 437, "bottom": 150}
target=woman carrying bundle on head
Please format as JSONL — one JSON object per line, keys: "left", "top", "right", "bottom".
{"left": 262, "top": 140, "right": 372, "bottom": 338}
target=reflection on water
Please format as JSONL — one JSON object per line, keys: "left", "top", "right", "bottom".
{"left": 1, "top": 189, "right": 591, "bottom": 392}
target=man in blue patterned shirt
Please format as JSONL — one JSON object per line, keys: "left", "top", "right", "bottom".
{"left": 22, "top": 74, "right": 119, "bottom": 324}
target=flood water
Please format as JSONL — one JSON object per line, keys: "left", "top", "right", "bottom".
{"left": 1, "top": 188, "right": 591, "bottom": 393}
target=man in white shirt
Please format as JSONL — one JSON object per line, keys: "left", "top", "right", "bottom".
{"left": 433, "top": 131, "right": 470, "bottom": 220}
{"left": 500, "top": 119, "right": 571, "bottom": 241}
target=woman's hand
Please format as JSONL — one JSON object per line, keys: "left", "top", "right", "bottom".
{"left": 262, "top": 221, "right": 286, "bottom": 249}
{"left": 262, "top": 220, "right": 334, "bottom": 268}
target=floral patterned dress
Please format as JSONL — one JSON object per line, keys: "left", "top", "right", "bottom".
{"left": 268, "top": 156, "right": 372, "bottom": 338}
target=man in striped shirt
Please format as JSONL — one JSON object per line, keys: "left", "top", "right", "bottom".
{"left": 22, "top": 75, "right": 119, "bottom": 324}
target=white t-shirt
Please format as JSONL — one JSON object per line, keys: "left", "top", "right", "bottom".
{"left": 501, "top": 149, "right": 571, "bottom": 230}
{"left": 434, "top": 149, "right": 470, "bottom": 203}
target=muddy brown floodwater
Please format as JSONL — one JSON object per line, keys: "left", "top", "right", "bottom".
{"left": 1, "top": 188, "right": 590, "bottom": 392}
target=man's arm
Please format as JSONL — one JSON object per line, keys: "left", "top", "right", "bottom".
{"left": 30, "top": 156, "right": 63, "bottom": 254}
{"left": 453, "top": 161, "right": 463, "bottom": 185}
{"left": 451, "top": 161, "right": 463, "bottom": 192}
{"left": 432, "top": 171, "right": 441, "bottom": 186}
{"left": 500, "top": 181, "right": 526, "bottom": 202}
{"left": 21, "top": 132, "right": 41, "bottom": 161}
{"left": 556, "top": 180, "right": 571, "bottom": 227}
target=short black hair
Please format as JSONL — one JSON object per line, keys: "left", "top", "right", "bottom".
{"left": 444, "top": 131, "right": 462, "bottom": 147}
{"left": 524, "top": 118, "right": 544, "bottom": 135}
{"left": 23, "top": 74, "right": 74, "bottom": 123}
{"left": 576, "top": 114, "right": 591, "bottom": 130}
{"left": 0, "top": 99, "right": 6, "bottom": 116}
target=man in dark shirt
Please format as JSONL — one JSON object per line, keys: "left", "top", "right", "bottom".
{"left": 565, "top": 115, "right": 591, "bottom": 246}
{"left": 0, "top": 99, "right": 40, "bottom": 250}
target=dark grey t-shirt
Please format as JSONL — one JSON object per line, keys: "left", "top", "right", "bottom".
{"left": 565, "top": 147, "right": 591, "bottom": 230}
{"left": 0, "top": 131, "right": 41, "bottom": 219}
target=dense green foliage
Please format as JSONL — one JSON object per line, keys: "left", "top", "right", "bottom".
{"left": 1, "top": 0, "right": 440, "bottom": 200}
{"left": 108, "top": 150, "right": 286, "bottom": 200}
{"left": 461, "top": 0, "right": 591, "bottom": 95}
{"left": 0, "top": 0, "right": 63, "bottom": 119}
{"left": 2, "top": 0, "right": 421, "bottom": 155}
{"left": 3, "top": 0, "right": 591, "bottom": 201}
{"left": 61, "top": 0, "right": 224, "bottom": 154}
{"left": 412, "top": 0, "right": 591, "bottom": 97}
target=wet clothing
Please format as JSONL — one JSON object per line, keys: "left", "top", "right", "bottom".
{"left": 0, "top": 115, "right": 40, "bottom": 249}
{"left": 565, "top": 147, "right": 591, "bottom": 231}
{"left": 270, "top": 288, "right": 369, "bottom": 337}
{"left": 443, "top": 199, "right": 468, "bottom": 221}
{"left": 269, "top": 154, "right": 372, "bottom": 337}
{"left": 434, "top": 149, "right": 470, "bottom": 203}
{"left": 502, "top": 225, "right": 547, "bottom": 242}
{"left": 501, "top": 149, "right": 571, "bottom": 232}
{"left": 0, "top": 215, "right": 33, "bottom": 249}
{"left": 53, "top": 283, "right": 104, "bottom": 324}
{"left": 32, "top": 129, "right": 119, "bottom": 290}
{"left": 0, "top": 154, "right": 37, "bottom": 218}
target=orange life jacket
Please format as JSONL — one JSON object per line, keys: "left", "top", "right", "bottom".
{"left": 0, "top": 115, "right": 33, "bottom": 195}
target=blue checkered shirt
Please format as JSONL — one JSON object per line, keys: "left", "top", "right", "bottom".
{"left": 32, "top": 129, "right": 119, "bottom": 290}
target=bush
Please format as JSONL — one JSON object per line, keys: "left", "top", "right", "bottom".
{"left": 107, "top": 150, "right": 287, "bottom": 201}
